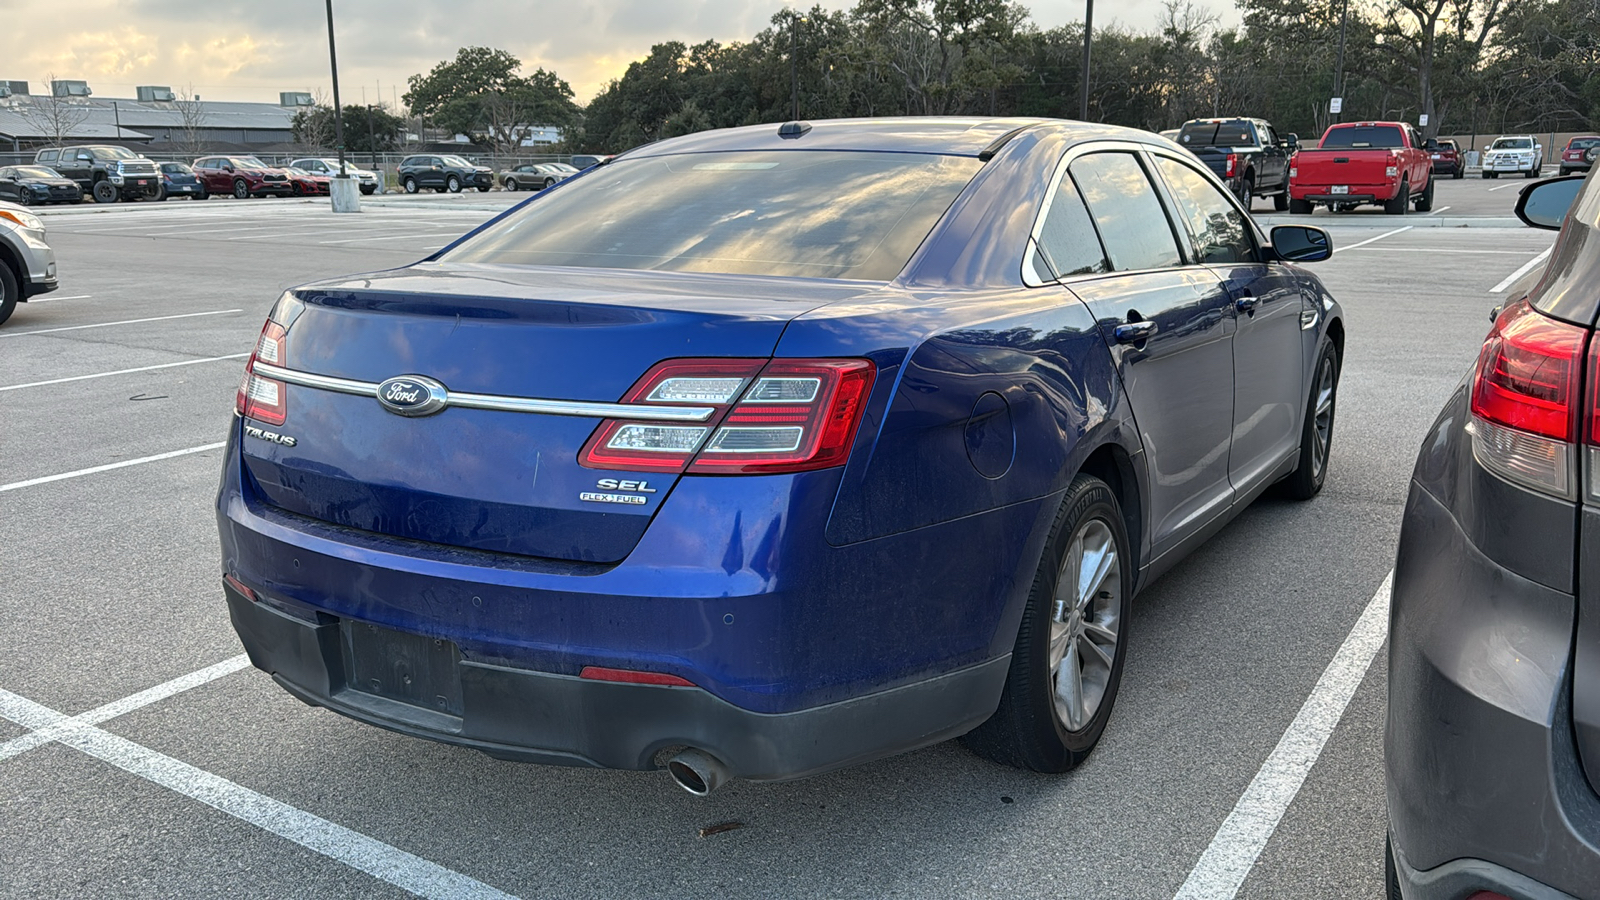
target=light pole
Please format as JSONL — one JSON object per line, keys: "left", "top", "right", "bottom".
{"left": 323, "top": 0, "right": 359, "bottom": 211}
{"left": 1080, "top": 0, "right": 1094, "bottom": 121}
{"left": 1333, "top": 0, "right": 1348, "bottom": 123}
{"left": 790, "top": 13, "right": 806, "bottom": 121}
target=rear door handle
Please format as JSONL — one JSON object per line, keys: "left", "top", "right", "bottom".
{"left": 1113, "top": 321, "right": 1159, "bottom": 343}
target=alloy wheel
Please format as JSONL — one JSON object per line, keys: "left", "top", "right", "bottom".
{"left": 1311, "top": 354, "right": 1336, "bottom": 479}
{"left": 1049, "top": 518, "right": 1122, "bottom": 732}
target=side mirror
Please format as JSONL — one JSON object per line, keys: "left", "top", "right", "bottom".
{"left": 1515, "top": 175, "right": 1585, "bottom": 230}
{"left": 1271, "top": 225, "right": 1332, "bottom": 263}
{"left": 1280, "top": 134, "right": 1299, "bottom": 150}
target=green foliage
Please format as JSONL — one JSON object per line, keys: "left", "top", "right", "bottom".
{"left": 403, "top": 47, "right": 580, "bottom": 153}
{"left": 292, "top": 104, "right": 405, "bottom": 153}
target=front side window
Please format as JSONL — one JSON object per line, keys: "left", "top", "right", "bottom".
{"left": 1033, "top": 174, "right": 1108, "bottom": 280}
{"left": 1069, "top": 152, "right": 1183, "bottom": 272}
{"left": 1153, "top": 156, "right": 1257, "bottom": 265}
{"left": 443, "top": 150, "right": 981, "bottom": 281}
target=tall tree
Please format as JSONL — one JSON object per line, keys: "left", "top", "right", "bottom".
{"left": 404, "top": 48, "right": 579, "bottom": 153}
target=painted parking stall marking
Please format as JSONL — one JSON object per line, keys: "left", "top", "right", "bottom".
{"left": 0, "top": 353, "right": 248, "bottom": 392}
{"left": 1491, "top": 246, "right": 1555, "bottom": 293}
{"left": 0, "top": 309, "right": 242, "bottom": 338}
{"left": 0, "top": 442, "right": 226, "bottom": 493}
{"left": 0, "top": 680, "right": 519, "bottom": 900}
{"left": 1173, "top": 573, "right": 1392, "bottom": 900}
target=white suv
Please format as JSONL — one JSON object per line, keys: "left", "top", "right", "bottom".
{"left": 0, "top": 202, "right": 59, "bottom": 326}
{"left": 288, "top": 158, "right": 380, "bottom": 194}
{"left": 1481, "top": 135, "right": 1543, "bottom": 179}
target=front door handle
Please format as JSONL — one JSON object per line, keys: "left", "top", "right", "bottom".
{"left": 1113, "top": 320, "right": 1159, "bottom": 344}
{"left": 1234, "top": 292, "right": 1258, "bottom": 314}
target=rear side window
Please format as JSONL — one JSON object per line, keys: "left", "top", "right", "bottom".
{"left": 444, "top": 150, "right": 982, "bottom": 281}
{"left": 37, "top": 150, "right": 57, "bottom": 163}
{"left": 1152, "top": 156, "right": 1257, "bottom": 265}
{"left": 1320, "top": 126, "right": 1406, "bottom": 149}
{"left": 1033, "top": 175, "right": 1108, "bottom": 279}
{"left": 1069, "top": 152, "right": 1183, "bottom": 272}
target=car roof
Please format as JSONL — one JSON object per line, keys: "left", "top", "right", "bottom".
{"left": 621, "top": 117, "right": 1145, "bottom": 159}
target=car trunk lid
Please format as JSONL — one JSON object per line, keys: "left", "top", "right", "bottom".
{"left": 239, "top": 263, "right": 864, "bottom": 563}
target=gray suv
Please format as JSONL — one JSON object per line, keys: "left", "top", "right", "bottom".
{"left": 1388, "top": 172, "right": 1600, "bottom": 899}
{"left": 0, "top": 201, "right": 60, "bottom": 326}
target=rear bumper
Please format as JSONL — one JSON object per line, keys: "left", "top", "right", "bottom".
{"left": 1291, "top": 182, "right": 1397, "bottom": 203}
{"left": 1387, "top": 483, "right": 1600, "bottom": 899}
{"left": 226, "top": 583, "right": 1008, "bottom": 780}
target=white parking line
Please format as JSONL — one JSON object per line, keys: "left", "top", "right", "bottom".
{"left": 0, "top": 353, "right": 248, "bottom": 392}
{"left": 1331, "top": 226, "right": 1412, "bottom": 253}
{"left": 0, "top": 309, "right": 242, "bottom": 338}
{"left": 319, "top": 231, "right": 468, "bottom": 244}
{"left": 1173, "top": 573, "right": 1391, "bottom": 900}
{"left": 0, "top": 654, "right": 250, "bottom": 762}
{"left": 0, "top": 683, "right": 518, "bottom": 899}
{"left": 1423, "top": 205, "right": 1451, "bottom": 216}
{"left": 1488, "top": 180, "right": 1525, "bottom": 192}
{"left": 26, "top": 294, "right": 93, "bottom": 303}
{"left": 1490, "top": 246, "right": 1555, "bottom": 293}
{"left": 0, "top": 442, "right": 226, "bottom": 492}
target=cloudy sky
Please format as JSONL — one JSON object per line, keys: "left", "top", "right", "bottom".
{"left": 0, "top": 0, "right": 1238, "bottom": 107}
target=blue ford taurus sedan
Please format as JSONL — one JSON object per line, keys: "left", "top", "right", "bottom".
{"left": 218, "top": 117, "right": 1344, "bottom": 794}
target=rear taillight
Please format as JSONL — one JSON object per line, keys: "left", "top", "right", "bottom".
{"left": 1468, "top": 300, "right": 1586, "bottom": 497}
{"left": 235, "top": 321, "right": 288, "bottom": 425}
{"left": 1224, "top": 153, "right": 1238, "bottom": 178}
{"left": 579, "top": 357, "right": 876, "bottom": 475}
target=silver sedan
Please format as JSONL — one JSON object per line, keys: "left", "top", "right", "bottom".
{"left": 500, "top": 163, "right": 577, "bottom": 191}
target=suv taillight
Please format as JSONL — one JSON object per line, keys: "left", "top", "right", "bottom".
{"left": 579, "top": 357, "right": 876, "bottom": 475}
{"left": 1468, "top": 300, "right": 1587, "bottom": 498}
{"left": 236, "top": 321, "right": 288, "bottom": 425}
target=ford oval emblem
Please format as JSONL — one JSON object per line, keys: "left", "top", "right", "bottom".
{"left": 376, "top": 375, "right": 448, "bottom": 417}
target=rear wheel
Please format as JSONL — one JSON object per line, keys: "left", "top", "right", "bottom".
{"left": 1385, "top": 836, "right": 1404, "bottom": 900}
{"left": 196, "top": 190, "right": 209, "bottom": 201}
{"left": 1234, "top": 174, "right": 1254, "bottom": 208}
{"left": 1414, "top": 176, "right": 1434, "bottom": 212}
{"left": 92, "top": 180, "right": 118, "bottom": 203}
{"left": 965, "top": 475, "right": 1131, "bottom": 772}
{"left": 403, "top": 176, "right": 418, "bottom": 194}
{"left": 1289, "top": 197, "right": 1313, "bottom": 215}
{"left": 0, "top": 261, "right": 18, "bottom": 327}
{"left": 1273, "top": 188, "right": 1289, "bottom": 211}
{"left": 1384, "top": 180, "right": 1410, "bottom": 215}
{"left": 1279, "top": 340, "right": 1340, "bottom": 501}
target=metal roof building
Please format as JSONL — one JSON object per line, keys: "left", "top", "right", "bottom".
{"left": 0, "top": 82, "right": 299, "bottom": 149}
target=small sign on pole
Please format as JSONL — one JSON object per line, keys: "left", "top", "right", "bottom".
{"left": 1329, "top": 97, "right": 1343, "bottom": 114}
{"left": 1419, "top": 113, "right": 1430, "bottom": 127}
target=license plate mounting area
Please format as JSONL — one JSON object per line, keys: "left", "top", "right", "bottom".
{"left": 340, "top": 620, "right": 464, "bottom": 717}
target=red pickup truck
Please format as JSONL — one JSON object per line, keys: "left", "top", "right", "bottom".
{"left": 1288, "top": 121, "right": 1435, "bottom": 215}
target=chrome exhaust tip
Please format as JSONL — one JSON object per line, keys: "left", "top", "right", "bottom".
{"left": 666, "top": 748, "right": 730, "bottom": 797}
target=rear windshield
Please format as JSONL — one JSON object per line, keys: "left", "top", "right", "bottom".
{"left": 443, "top": 151, "right": 982, "bottom": 281}
{"left": 1320, "top": 126, "right": 1406, "bottom": 149}
{"left": 1178, "top": 121, "right": 1256, "bottom": 148}
{"left": 1569, "top": 138, "right": 1599, "bottom": 150}
{"left": 1491, "top": 137, "right": 1533, "bottom": 150}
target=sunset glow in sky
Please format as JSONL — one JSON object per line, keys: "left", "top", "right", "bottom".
{"left": 0, "top": 0, "right": 1237, "bottom": 107}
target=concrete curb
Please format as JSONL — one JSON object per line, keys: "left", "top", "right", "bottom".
{"left": 1253, "top": 215, "right": 1525, "bottom": 229}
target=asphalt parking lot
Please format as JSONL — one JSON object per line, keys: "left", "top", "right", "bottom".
{"left": 0, "top": 184, "right": 1559, "bottom": 899}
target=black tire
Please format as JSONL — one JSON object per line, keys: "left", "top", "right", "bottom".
{"left": 1289, "top": 197, "right": 1313, "bottom": 215}
{"left": 1279, "top": 340, "right": 1340, "bottom": 501}
{"left": 1385, "top": 836, "right": 1404, "bottom": 900}
{"left": 232, "top": 179, "right": 249, "bottom": 199}
{"left": 1414, "top": 176, "right": 1434, "bottom": 212}
{"left": 0, "top": 259, "right": 18, "bottom": 327}
{"left": 69, "top": 192, "right": 83, "bottom": 204}
{"left": 1273, "top": 188, "right": 1289, "bottom": 211}
{"left": 360, "top": 185, "right": 376, "bottom": 195}
{"left": 543, "top": 178, "right": 555, "bottom": 190}
{"left": 964, "top": 474, "right": 1132, "bottom": 772}
{"left": 503, "top": 178, "right": 518, "bottom": 192}
{"left": 446, "top": 175, "right": 462, "bottom": 193}
{"left": 403, "top": 176, "right": 418, "bottom": 194}
{"left": 14, "top": 191, "right": 29, "bottom": 206}
{"left": 1488, "top": 171, "right": 1499, "bottom": 179}
{"left": 1453, "top": 167, "right": 1463, "bottom": 179}
{"left": 1235, "top": 174, "right": 1254, "bottom": 208}
{"left": 196, "top": 190, "right": 209, "bottom": 201}
{"left": 92, "top": 180, "right": 118, "bottom": 203}
{"left": 1384, "top": 180, "right": 1409, "bottom": 215}
{"left": 1526, "top": 166, "right": 1540, "bottom": 179}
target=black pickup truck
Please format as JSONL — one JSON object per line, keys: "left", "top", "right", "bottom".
{"left": 35, "top": 145, "right": 162, "bottom": 203}
{"left": 1172, "top": 117, "right": 1297, "bottom": 211}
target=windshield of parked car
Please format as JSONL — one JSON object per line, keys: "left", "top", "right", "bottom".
{"left": 1319, "top": 125, "right": 1407, "bottom": 149}
{"left": 1491, "top": 138, "right": 1533, "bottom": 150}
{"left": 550, "top": 163, "right": 578, "bottom": 173}
{"left": 1177, "top": 120, "right": 1256, "bottom": 148}
{"left": 13, "top": 166, "right": 62, "bottom": 179}
{"left": 444, "top": 150, "right": 982, "bottom": 281}
{"left": 234, "top": 156, "right": 270, "bottom": 168}
{"left": 441, "top": 155, "right": 472, "bottom": 167}
{"left": 91, "top": 147, "right": 140, "bottom": 160}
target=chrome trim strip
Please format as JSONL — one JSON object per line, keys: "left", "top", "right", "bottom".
{"left": 253, "top": 362, "right": 716, "bottom": 422}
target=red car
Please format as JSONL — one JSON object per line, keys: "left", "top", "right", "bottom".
{"left": 283, "top": 167, "right": 331, "bottom": 196}
{"left": 1288, "top": 121, "right": 1435, "bottom": 215}
{"left": 193, "top": 155, "right": 294, "bottom": 199}
{"left": 1430, "top": 139, "right": 1463, "bottom": 179}
{"left": 1559, "top": 135, "right": 1599, "bottom": 177}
